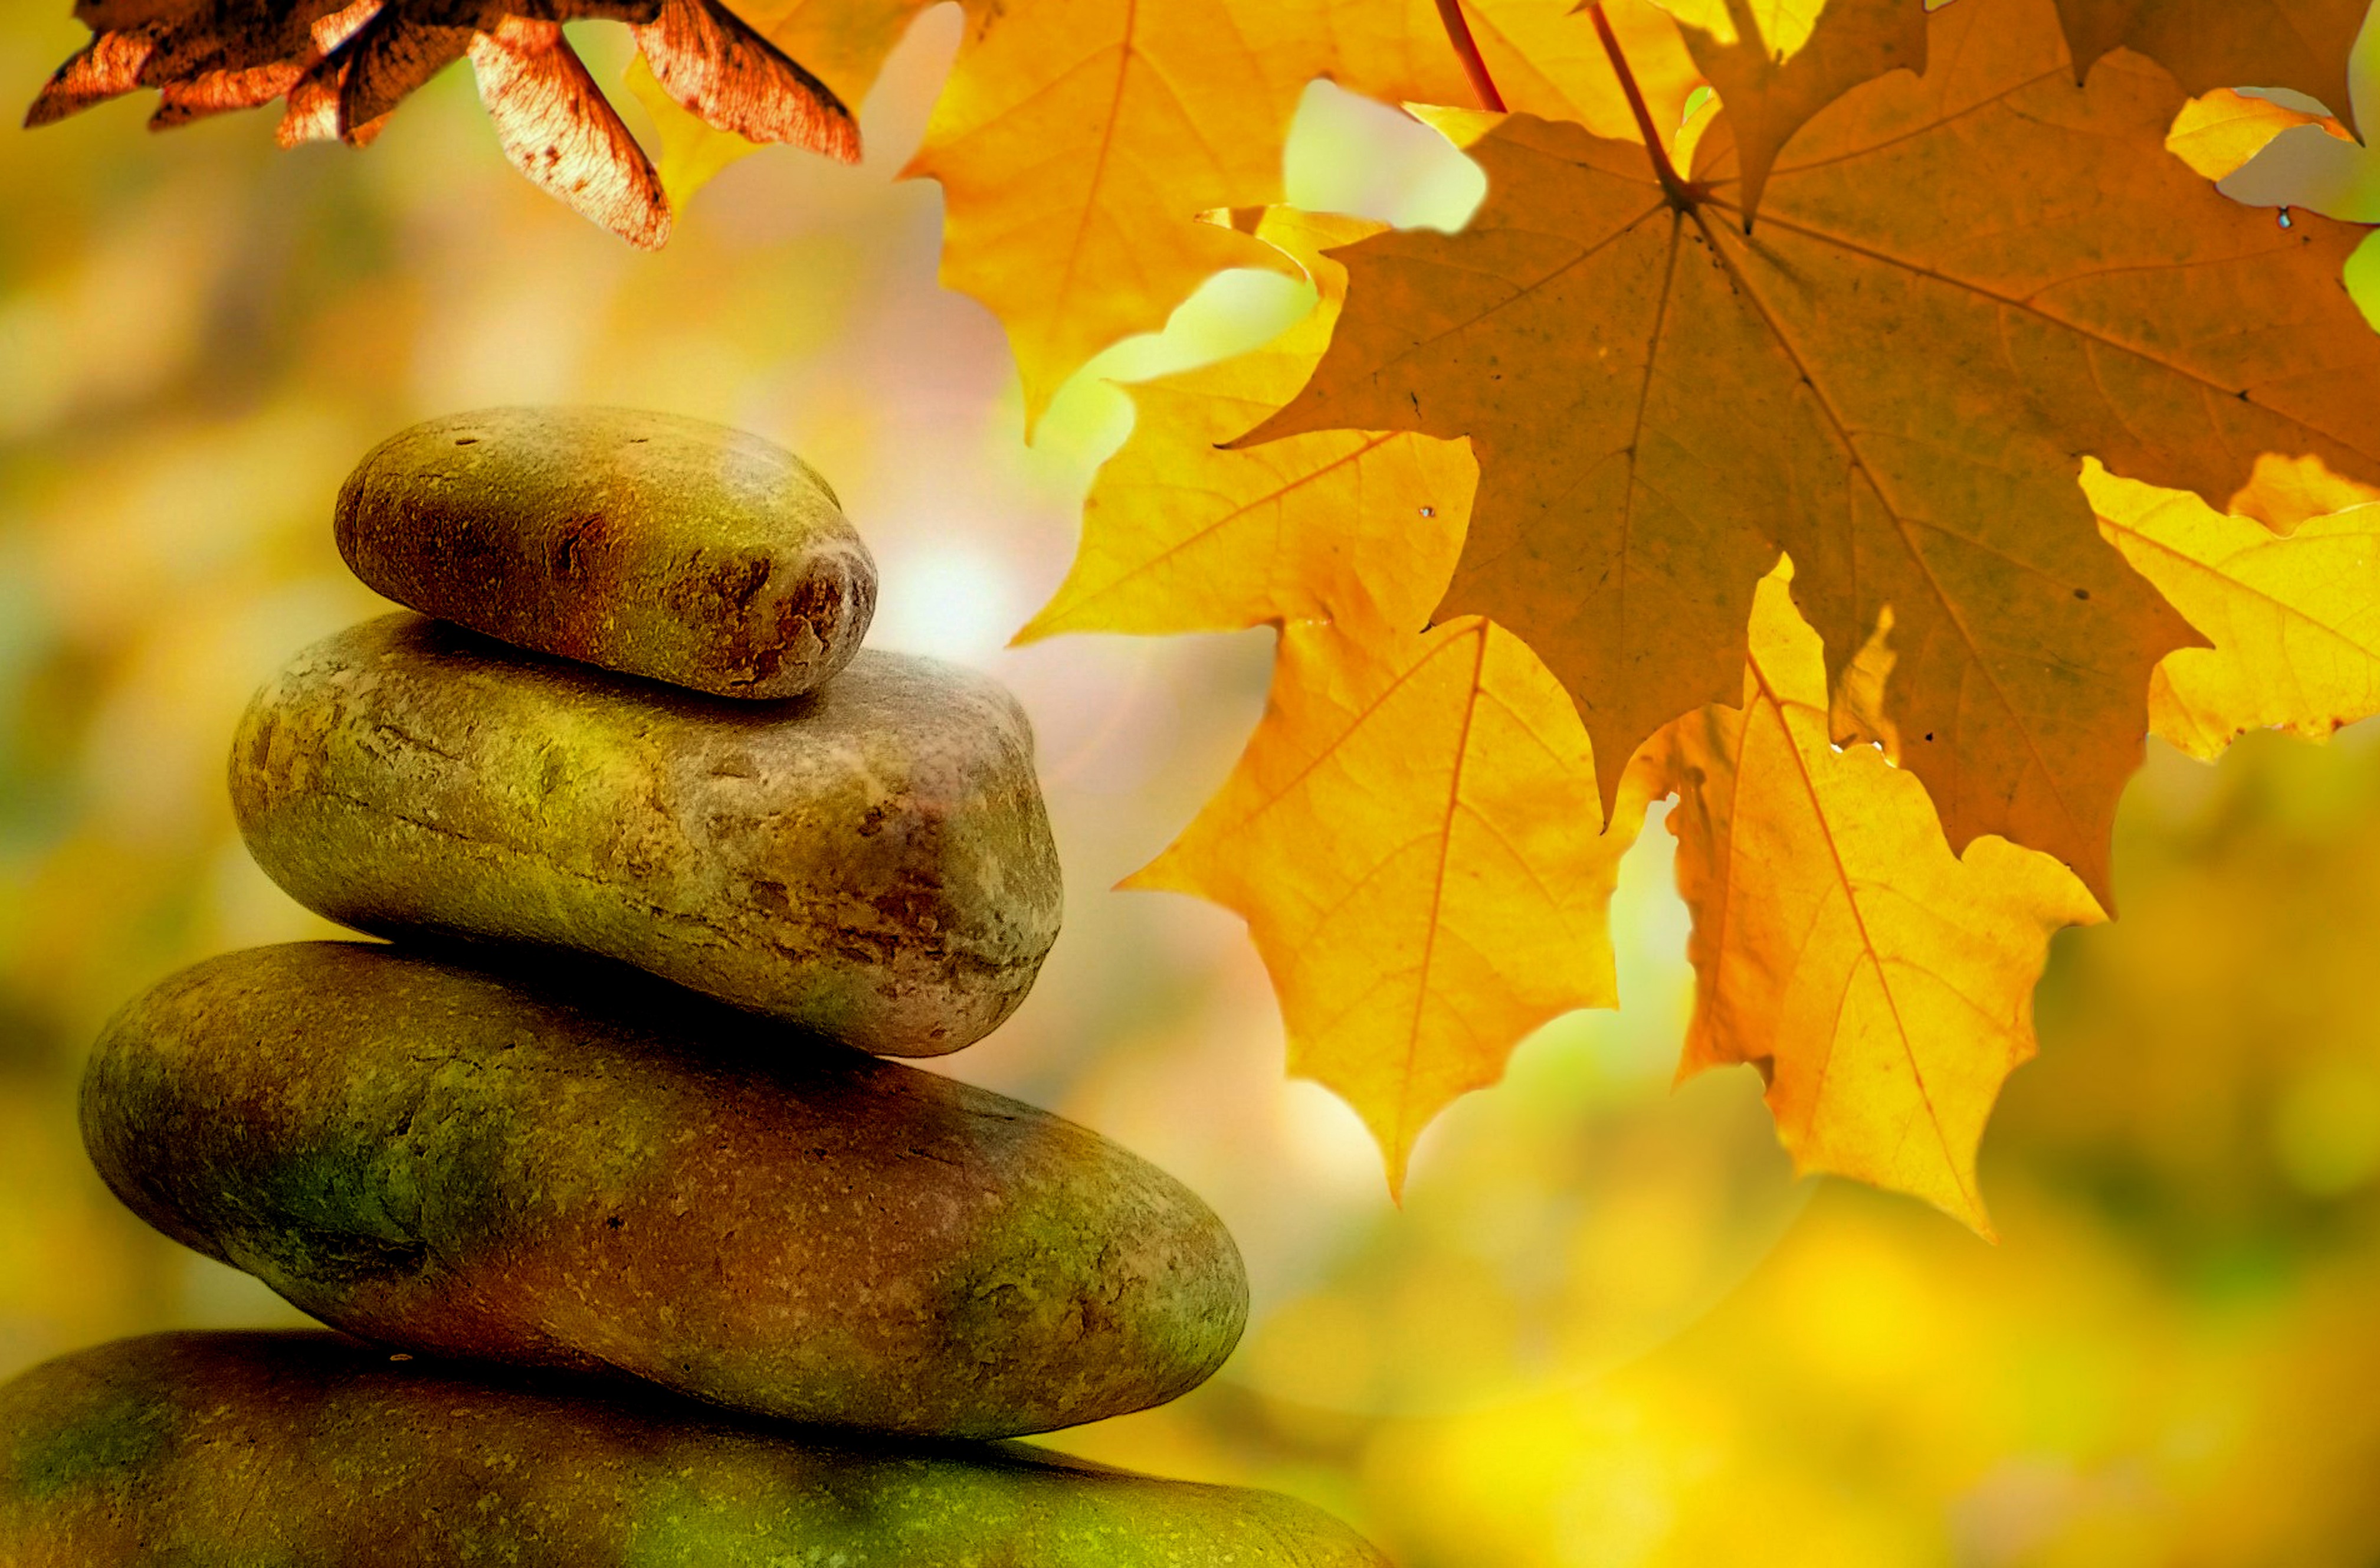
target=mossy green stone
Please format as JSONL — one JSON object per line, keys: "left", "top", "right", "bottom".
{"left": 0, "top": 1333, "right": 1389, "bottom": 1567}
{"left": 84, "top": 944, "right": 1247, "bottom": 1438}
{"left": 231, "top": 613, "right": 1061, "bottom": 1055}
{"left": 337, "top": 407, "right": 877, "bottom": 699}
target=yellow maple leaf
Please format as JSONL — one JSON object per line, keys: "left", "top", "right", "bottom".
{"left": 2087, "top": 459, "right": 2380, "bottom": 762}
{"left": 1455, "top": 0, "right": 1704, "bottom": 136}
{"left": 905, "top": 0, "right": 1704, "bottom": 433}
{"left": 1250, "top": 0, "right": 2380, "bottom": 906}
{"left": 1657, "top": 564, "right": 2103, "bottom": 1235}
{"left": 2165, "top": 87, "right": 2346, "bottom": 183}
{"left": 1129, "top": 616, "right": 1629, "bottom": 1193}
{"left": 1015, "top": 207, "right": 1476, "bottom": 641}
{"left": 628, "top": 0, "right": 932, "bottom": 207}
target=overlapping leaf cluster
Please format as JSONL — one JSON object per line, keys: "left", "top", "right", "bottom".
{"left": 35, "top": 0, "right": 2380, "bottom": 1229}
{"left": 1006, "top": 0, "right": 2380, "bottom": 1229}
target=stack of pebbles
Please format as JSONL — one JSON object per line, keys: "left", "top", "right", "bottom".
{"left": 0, "top": 409, "right": 1386, "bottom": 1566}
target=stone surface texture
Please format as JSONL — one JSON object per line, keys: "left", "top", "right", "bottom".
{"left": 0, "top": 1333, "right": 1389, "bottom": 1567}
{"left": 338, "top": 407, "right": 877, "bottom": 700}
{"left": 83, "top": 944, "right": 1247, "bottom": 1438}
{"left": 231, "top": 614, "right": 1061, "bottom": 1056}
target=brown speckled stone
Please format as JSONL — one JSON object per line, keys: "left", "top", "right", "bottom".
{"left": 337, "top": 407, "right": 876, "bottom": 699}
{"left": 84, "top": 943, "right": 1247, "bottom": 1438}
{"left": 0, "top": 1333, "right": 1389, "bottom": 1567}
{"left": 231, "top": 613, "right": 1060, "bottom": 1056}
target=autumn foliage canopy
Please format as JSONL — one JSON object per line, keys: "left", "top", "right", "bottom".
{"left": 35, "top": 0, "right": 2380, "bottom": 1235}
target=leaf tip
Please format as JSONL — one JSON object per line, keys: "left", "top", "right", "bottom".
{"left": 1405, "top": 102, "right": 1503, "bottom": 150}
{"left": 1114, "top": 849, "right": 1190, "bottom": 897}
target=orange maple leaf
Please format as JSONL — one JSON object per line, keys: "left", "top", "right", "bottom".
{"left": 1653, "top": 0, "right": 1927, "bottom": 221}
{"left": 1250, "top": 0, "right": 2380, "bottom": 906}
{"left": 2053, "top": 0, "right": 2369, "bottom": 135}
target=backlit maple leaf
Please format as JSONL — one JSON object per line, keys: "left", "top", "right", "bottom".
{"left": 25, "top": 0, "right": 856, "bottom": 247}
{"left": 1653, "top": 562, "right": 2103, "bottom": 1235}
{"left": 1017, "top": 206, "right": 1477, "bottom": 641}
{"left": 1651, "top": 0, "right": 1928, "bottom": 222}
{"left": 1129, "top": 614, "right": 1628, "bottom": 1193}
{"left": 1250, "top": 0, "right": 2380, "bottom": 906}
{"left": 2089, "top": 459, "right": 2380, "bottom": 761}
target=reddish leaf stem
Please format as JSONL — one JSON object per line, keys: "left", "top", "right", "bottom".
{"left": 1433, "top": 0, "right": 1507, "bottom": 112}
{"left": 1587, "top": 2, "right": 1693, "bottom": 204}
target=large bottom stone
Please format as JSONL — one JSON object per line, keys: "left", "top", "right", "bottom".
{"left": 0, "top": 1333, "right": 1389, "bottom": 1567}
{"left": 86, "top": 942, "right": 1246, "bottom": 1438}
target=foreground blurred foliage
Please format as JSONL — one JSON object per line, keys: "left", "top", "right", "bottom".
{"left": 9, "top": 5, "right": 2380, "bottom": 1564}
{"left": 1058, "top": 732, "right": 2380, "bottom": 1567}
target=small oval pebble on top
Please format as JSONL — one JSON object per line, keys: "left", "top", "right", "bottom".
{"left": 337, "top": 407, "right": 876, "bottom": 700}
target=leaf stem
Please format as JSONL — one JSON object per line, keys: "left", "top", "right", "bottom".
{"left": 1433, "top": 0, "right": 1508, "bottom": 112}
{"left": 1587, "top": 2, "right": 1693, "bottom": 204}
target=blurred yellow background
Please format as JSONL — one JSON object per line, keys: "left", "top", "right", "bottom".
{"left": 6, "top": 8, "right": 2380, "bottom": 1564}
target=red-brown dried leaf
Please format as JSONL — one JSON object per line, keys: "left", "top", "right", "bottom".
{"left": 77, "top": 0, "right": 206, "bottom": 24}
{"left": 278, "top": 48, "right": 388, "bottom": 143}
{"left": 25, "top": 30, "right": 156, "bottom": 126}
{"left": 468, "top": 15, "right": 671, "bottom": 247}
{"left": 139, "top": 0, "right": 337, "bottom": 78}
{"left": 336, "top": 7, "right": 474, "bottom": 130}
{"left": 151, "top": 58, "right": 303, "bottom": 126}
{"left": 632, "top": 0, "right": 858, "bottom": 161}
{"left": 312, "top": 0, "right": 381, "bottom": 53}
{"left": 28, "top": 0, "right": 357, "bottom": 126}
{"left": 32, "top": 0, "right": 848, "bottom": 248}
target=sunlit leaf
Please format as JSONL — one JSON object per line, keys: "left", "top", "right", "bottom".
{"left": 1129, "top": 614, "right": 1629, "bottom": 1193}
{"left": 1018, "top": 206, "right": 1475, "bottom": 642}
{"left": 1250, "top": 0, "right": 2380, "bottom": 905}
{"left": 1655, "top": 563, "right": 2103, "bottom": 1234}
{"left": 2090, "top": 459, "right": 2380, "bottom": 760}
{"left": 2165, "top": 87, "right": 2345, "bottom": 182}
